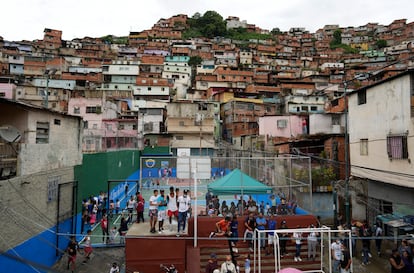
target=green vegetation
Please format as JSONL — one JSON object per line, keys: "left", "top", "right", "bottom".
{"left": 375, "top": 39, "right": 387, "bottom": 49}
{"left": 183, "top": 11, "right": 273, "bottom": 41}
{"left": 100, "top": 35, "right": 128, "bottom": 45}
{"left": 188, "top": 55, "right": 203, "bottom": 67}
{"left": 185, "top": 11, "right": 227, "bottom": 39}
{"left": 329, "top": 29, "right": 359, "bottom": 54}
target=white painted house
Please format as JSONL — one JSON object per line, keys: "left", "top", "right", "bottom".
{"left": 347, "top": 70, "right": 414, "bottom": 217}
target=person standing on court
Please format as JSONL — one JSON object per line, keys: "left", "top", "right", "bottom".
{"left": 148, "top": 189, "right": 159, "bottom": 233}
{"left": 177, "top": 189, "right": 191, "bottom": 235}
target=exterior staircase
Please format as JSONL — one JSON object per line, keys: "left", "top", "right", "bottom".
{"left": 200, "top": 241, "right": 322, "bottom": 273}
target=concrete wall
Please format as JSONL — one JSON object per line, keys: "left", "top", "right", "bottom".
{"left": 0, "top": 150, "right": 140, "bottom": 272}
{"left": 0, "top": 167, "right": 75, "bottom": 248}
{"left": 349, "top": 73, "right": 414, "bottom": 187}
{"left": 20, "top": 112, "right": 82, "bottom": 175}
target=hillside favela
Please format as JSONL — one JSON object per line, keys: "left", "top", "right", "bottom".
{"left": 1, "top": 11, "right": 414, "bottom": 273}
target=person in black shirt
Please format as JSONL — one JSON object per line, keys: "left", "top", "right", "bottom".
{"left": 243, "top": 213, "right": 256, "bottom": 250}
{"left": 66, "top": 236, "right": 78, "bottom": 273}
{"left": 340, "top": 243, "right": 352, "bottom": 273}
{"left": 389, "top": 248, "right": 405, "bottom": 273}
{"left": 279, "top": 220, "right": 289, "bottom": 257}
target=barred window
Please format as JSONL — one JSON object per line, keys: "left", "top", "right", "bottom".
{"left": 386, "top": 134, "right": 408, "bottom": 159}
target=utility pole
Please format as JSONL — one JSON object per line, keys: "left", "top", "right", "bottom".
{"left": 43, "top": 69, "right": 57, "bottom": 108}
{"left": 344, "top": 83, "right": 350, "bottom": 228}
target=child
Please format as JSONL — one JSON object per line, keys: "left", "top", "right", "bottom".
{"left": 82, "top": 230, "right": 93, "bottom": 264}
{"left": 109, "top": 226, "right": 117, "bottom": 244}
{"left": 244, "top": 254, "right": 251, "bottom": 273}
{"left": 136, "top": 197, "right": 145, "bottom": 223}
{"left": 209, "top": 216, "right": 232, "bottom": 238}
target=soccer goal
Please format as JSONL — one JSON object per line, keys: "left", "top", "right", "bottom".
{"left": 253, "top": 226, "right": 353, "bottom": 273}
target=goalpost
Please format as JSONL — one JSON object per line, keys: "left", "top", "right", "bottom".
{"left": 253, "top": 226, "right": 353, "bottom": 273}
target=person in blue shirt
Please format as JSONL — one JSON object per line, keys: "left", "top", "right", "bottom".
{"left": 266, "top": 214, "right": 277, "bottom": 255}
{"left": 230, "top": 215, "right": 239, "bottom": 249}
{"left": 157, "top": 189, "right": 167, "bottom": 233}
{"left": 256, "top": 212, "right": 267, "bottom": 249}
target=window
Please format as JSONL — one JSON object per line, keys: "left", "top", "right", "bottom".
{"left": 74, "top": 106, "right": 80, "bottom": 114}
{"left": 179, "top": 121, "right": 185, "bottom": 126}
{"left": 148, "top": 87, "right": 152, "bottom": 91}
{"left": 176, "top": 136, "right": 184, "bottom": 140}
{"left": 198, "top": 103, "right": 208, "bottom": 111}
{"left": 86, "top": 106, "right": 102, "bottom": 114}
{"left": 310, "top": 106, "right": 317, "bottom": 111}
{"left": 36, "top": 122, "right": 49, "bottom": 144}
{"left": 358, "top": 90, "right": 366, "bottom": 105}
{"left": 277, "top": 119, "right": 287, "bottom": 128}
{"left": 54, "top": 119, "right": 61, "bottom": 125}
{"left": 332, "top": 116, "right": 340, "bottom": 125}
{"left": 144, "top": 122, "right": 153, "bottom": 131}
{"left": 387, "top": 134, "right": 408, "bottom": 159}
{"left": 360, "top": 139, "right": 368, "bottom": 155}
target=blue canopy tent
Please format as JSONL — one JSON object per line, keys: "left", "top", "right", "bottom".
{"left": 207, "top": 169, "right": 272, "bottom": 195}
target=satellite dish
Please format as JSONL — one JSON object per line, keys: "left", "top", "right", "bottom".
{"left": 0, "top": 125, "right": 22, "bottom": 143}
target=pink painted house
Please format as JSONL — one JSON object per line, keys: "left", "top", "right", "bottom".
{"left": 258, "top": 115, "right": 306, "bottom": 138}
{"left": 0, "top": 83, "right": 16, "bottom": 99}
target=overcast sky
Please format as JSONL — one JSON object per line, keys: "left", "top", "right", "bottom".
{"left": 1, "top": 0, "right": 414, "bottom": 42}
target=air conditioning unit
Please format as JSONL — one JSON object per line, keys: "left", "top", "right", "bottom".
{"left": 332, "top": 125, "right": 345, "bottom": 134}
{"left": 277, "top": 119, "right": 287, "bottom": 128}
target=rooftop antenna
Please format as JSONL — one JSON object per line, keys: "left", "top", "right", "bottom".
{"left": 0, "top": 125, "right": 22, "bottom": 143}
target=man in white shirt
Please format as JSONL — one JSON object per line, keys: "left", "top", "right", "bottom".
{"left": 148, "top": 189, "right": 159, "bottom": 233}
{"left": 374, "top": 224, "right": 383, "bottom": 256}
{"left": 293, "top": 227, "right": 303, "bottom": 262}
{"left": 177, "top": 189, "right": 191, "bottom": 235}
{"left": 220, "top": 255, "right": 237, "bottom": 273}
{"left": 307, "top": 224, "right": 318, "bottom": 261}
{"left": 126, "top": 195, "right": 136, "bottom": 223}
{"left": 331, "top": 239, "right": 342, "bottom": 273}
{"left": 109, "top": 262, "right": 120, "bottom": 273}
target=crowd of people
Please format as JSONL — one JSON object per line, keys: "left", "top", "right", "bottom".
{"left": 204, "top": 191, "right": 298, "bottom": 218}
{"left": 205, "top": 253, "right": 243, "bottom": 273}
{"left": 336, "top": 218, "right": 414, "bottom": 273}
{"left": 114, "top": 186, "right": 192, "bottom": 236}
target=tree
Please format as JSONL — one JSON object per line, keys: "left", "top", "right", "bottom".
{"left": 375, "top": 39, "right": 387, "bottom": 49}
{"left": 188, "top": 56, "right": 203, "bottom": 67}
{"left": 195, "top": 11, "right": 227, "bottom": 38}
{"left": 271, "top": 27, "right": 281, "bottom": 35}
{"left": 332, "top": 29, "right": 342, "bottom": 46}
